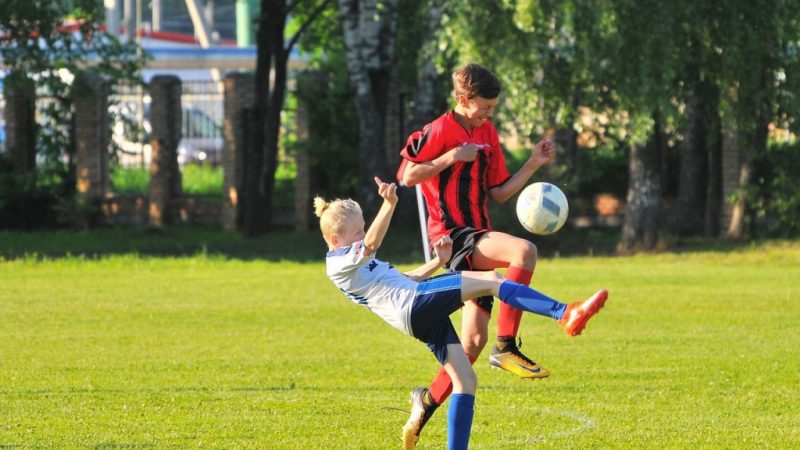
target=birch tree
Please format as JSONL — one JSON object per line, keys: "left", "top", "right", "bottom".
{"left": 408, "top": 0, "right": 443, "bottom": 132}
{"left": 338, "top": 0, "right": 398, "bottom": 216}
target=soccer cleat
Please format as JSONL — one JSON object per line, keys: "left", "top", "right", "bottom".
{"left": 558, "top": 289, "right": 609, "bottom": 336}
{"left": 401, "top": 387, "right": 439, "bottom": 449}
{"left": 488, "top": 337, "right": 550, "bottom": 379}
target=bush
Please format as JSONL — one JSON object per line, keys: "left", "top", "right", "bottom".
{"left": 504, "top": 142, "right": 629, "bottom": 217}
{"left": 0, "top": 159, "right": 60, "bottom": 229}
{"left": 747, "top": 141, "right": 800, "bottom": 238}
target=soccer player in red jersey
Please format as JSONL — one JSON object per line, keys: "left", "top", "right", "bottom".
{"left": 397, "top": 63, "right": 560, "bottom": 446}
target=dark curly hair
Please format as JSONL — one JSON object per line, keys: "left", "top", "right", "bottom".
{"left": 452, "top": 64, "right": 501, "bottom": 100}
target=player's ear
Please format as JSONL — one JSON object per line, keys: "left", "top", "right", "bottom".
{"left": 331, "top": 233, "right": 340, "bottom": 248}
{"left": 456, "top": 94, "right": 469, "bottom": 108}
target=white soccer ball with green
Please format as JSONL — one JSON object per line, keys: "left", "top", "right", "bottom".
{"left": 516, "top": 182, "right": 569, "bottom": 235}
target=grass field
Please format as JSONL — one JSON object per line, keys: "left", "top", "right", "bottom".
{"left": 1, "top": 231, "right": 799, "bottom": 448}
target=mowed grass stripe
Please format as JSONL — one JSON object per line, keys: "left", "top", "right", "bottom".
{"left": 1, "top": 245, "right": 798, "bottom": 448}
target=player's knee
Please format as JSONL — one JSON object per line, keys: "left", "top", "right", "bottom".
{"left": 463, "top": 332, "right": 488, "bottom": 356}
{"left": 518, "top": 240, "right": 538, "bottom": 267}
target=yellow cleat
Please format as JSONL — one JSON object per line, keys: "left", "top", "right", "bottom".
{"left": 401, "top": 388, "right": 438, "bottom": 449}
{"left": 488, "top": 338, "right": 550, "bottom": 379}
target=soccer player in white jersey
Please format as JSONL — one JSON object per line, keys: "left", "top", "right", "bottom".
{"left": 315, "top": 177, "right": 608, "bottom": 450}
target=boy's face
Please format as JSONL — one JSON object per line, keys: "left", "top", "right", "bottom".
{"left": 333, "top": 214, "right": 366, "bottom": 248}
{"left": 457, "top": 95, "right": 497, "bottom": 128}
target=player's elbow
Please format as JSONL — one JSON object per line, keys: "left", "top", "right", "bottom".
{"left": 401, "top": 170, "right": 418, "bottom": 187}
{"left": 489, "top": 188, "right": 507, "bottom": 204}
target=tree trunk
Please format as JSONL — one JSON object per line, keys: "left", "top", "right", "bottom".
{"left": 675, "top": 98, "right": 708, "bottom": 236}
{"left": 618, "top": 112, "right": 663, "bottom": 254}
{"left": 243, "top": 0, "right": 288, "bottom": 236}
{"left": 353, "top": 86, "right": 391, "bottom": 214}
{"left": 675, "top": 40, "right": 710, "bottom": 236}
{"left": 261, "top": 11, "right": 289, "bottom": 232}
{"left": 409, "top": 0, "right": 442, "bottom": 132}
{"left": 554, "top": 93, "right": 581, "bottom": 184}
{"left": 726, "top": 99, "right": 769, "bottom": 239}
{"left": 704, "top": 96, "right": 723, "bottom": 237}
{"left": 339, "top": 0, "right": 398, "bottom": 218}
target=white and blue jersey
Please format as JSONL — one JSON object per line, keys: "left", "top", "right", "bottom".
{"left": 326, "top": 240, "right": 419, "bottom": 335}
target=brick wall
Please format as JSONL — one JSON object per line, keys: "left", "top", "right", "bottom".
{"left": 101, "top": 195, "right": 223, "bottom": 226}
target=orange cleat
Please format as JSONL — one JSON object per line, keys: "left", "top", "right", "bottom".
{"left": 558, "top": 289, "right": 608, "bottom": 336}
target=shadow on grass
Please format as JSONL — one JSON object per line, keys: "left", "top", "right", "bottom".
{"left": 0, "top": 225, "right": 627, "bottom": 262}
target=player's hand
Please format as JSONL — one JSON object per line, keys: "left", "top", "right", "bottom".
{"left": 374, "top": 177, "right": 398, "bottom": 205}
{"left": 432, "top": 235, "right": 452, "bottom": 264}
{"left": 453, "top": 143, "right": 481, "bottom": 162}
{"left": 526, "top": 138, "right": 555, "bottom": 169}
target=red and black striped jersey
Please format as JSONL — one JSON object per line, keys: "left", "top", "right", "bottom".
{"left": 397, "top": 111, "right": 510, "bottom": 243}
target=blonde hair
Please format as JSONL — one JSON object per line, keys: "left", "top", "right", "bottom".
{"left": 314, "top": 196, "right": 363, "bottom": 248}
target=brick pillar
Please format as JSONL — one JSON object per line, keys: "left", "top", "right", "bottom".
{"left": 222, "top": 72, "right": 254, "bottom": 231}
{"left": 74, "top": 75, "right": 110, "bottom": 200}
{"left": 148, "top": 75, "right": 182, "bottom": 228}
{"left": 5, "top": 74, "right": 37, "bottom": 175}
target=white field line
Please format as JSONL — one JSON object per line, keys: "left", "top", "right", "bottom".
{"left": 507, "top": 408, "right": 596, "bottom": 445}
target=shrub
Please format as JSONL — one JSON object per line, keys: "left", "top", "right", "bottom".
{"left": 747, "top": 141, "right": 800, "bottom": 237}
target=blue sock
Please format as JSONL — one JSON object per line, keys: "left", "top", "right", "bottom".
{"left": 499, "top": 281, "right": 567, "bottom": 320}
{"left": 447, "top": 393, "right": 475, "bottom": 450}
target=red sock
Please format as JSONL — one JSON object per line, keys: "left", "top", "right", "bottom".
{"left": 428, "top": 353, "right": 477, "bottom": 405}
{"left": 496, "top": 266, "right": 533, "bottom": 338}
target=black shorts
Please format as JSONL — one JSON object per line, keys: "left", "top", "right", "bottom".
{"left": 444, "top": 226, "right": 494, "bottom": 314}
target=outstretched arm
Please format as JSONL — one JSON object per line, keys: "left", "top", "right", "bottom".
{"left": 401, "top": 144, "right": 482, "bottom": 186}
{"left": 490, "top": 139, "right": 554, "bottom": 203}
{"left": 403, "top": 236, "right": 453, "bottom": 281}
{"left": 363, "top": 177, "right": 398, "bottom": 255}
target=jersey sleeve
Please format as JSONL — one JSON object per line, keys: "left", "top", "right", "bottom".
{"left": 397, "top": 121, "right": 449, "bottom": 183}
{"left": 332, "top": 240, "right": 372, "bottom": 274}
{"left": 400, "top": 122, "right": 447, "bottom": 163}
{"left": 487, "top": 124, "right": 511, "bottom": 189}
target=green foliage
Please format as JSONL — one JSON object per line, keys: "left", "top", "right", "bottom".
{"left": 181, "top": 164, "right": 224, "bottom": 198}
{"left": 0, "top": 159, "right": 59, "bottom": 229}
{"left": 295, "top": 54, "right": 361, "bottom": 198}
{"left": 747, "top": 141, "right": 800, "bottom": 238}
{"left": 439, "top": 1, "right": 621, "bottom": 140}
{"left": 0, "top": 0, "right": 145, "bottom": 228}
{"left": 110, "top": 166, "right": 149, "bottom": 196}
{"left": 110, "top": 165, "right": 225, "bottom": 198}
{"left": 575, "top": 145, "right": 629, "bottom": 198}
{"left": 1, "top": 241, "right": 799, "bottom": 447}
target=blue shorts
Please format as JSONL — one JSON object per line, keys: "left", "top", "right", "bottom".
{"left": 409, "top": 272, "right": 464, "bottom": 365}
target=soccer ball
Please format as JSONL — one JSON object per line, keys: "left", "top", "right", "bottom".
{"left": 516, "top": 182, "right": 569, "bottom": 235}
